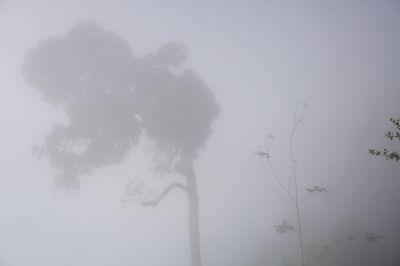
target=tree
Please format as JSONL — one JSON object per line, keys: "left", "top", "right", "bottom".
{"left": 22, "top": 21, "right": 219, "bottom": 266}
{"left": 369, "top": 118, "right": 400, "bottom": 162}
{"left": 255, "top": 103, "right": 327, "bottom": 266}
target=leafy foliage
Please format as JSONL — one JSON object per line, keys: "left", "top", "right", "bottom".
{"left": 273, "top": 220, "right": 296, "bottom": 233}
{"left": 369, "top": 118, "right": 400, "bottom": 162}
{"left": 306, "top": 186, "right": 328, "bottom": 193}
{"left": 23, "top": 21, "right": 219, "bottom": 188}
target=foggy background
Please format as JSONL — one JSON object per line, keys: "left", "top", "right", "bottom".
{"left": 1, "top": 1, "right": 400, "bottom": 265}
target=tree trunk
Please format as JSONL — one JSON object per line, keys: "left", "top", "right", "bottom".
{"left": 295, "top": 202, "right": 305, "bottom": 266}
{"left": 182, "top": 152, "right": 202, "bottom": 266}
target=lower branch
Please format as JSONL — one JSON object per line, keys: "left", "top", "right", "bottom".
{"left": 142, "top": 182, "right": 187, "bottom": 207}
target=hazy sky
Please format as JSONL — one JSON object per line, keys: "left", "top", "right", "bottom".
{"left": 0, "top": 1, "right": 400, "bottom": 266}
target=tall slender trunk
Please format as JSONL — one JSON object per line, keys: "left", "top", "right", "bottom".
{"left": 291, "top": 127, "right": 305, "bottom": 266}
{"left": 182, "top": 152, "right": 202, "bottom": 266}
{"left": 295, "top": 201, "right": 305, "bottom": 266}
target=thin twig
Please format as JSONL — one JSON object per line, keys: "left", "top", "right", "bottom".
{"left": 264, "top": 158, "right": 296, "bottom": 203}
{"left": 273, "top": 188, "right": 296, "bottom": 207}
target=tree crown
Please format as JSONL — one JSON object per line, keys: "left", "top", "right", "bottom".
{"left": 23, "top": 21, "right": 219, "bottom": 187}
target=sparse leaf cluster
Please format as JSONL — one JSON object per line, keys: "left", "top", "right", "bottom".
{"left": 365, "top": 233, "right": 383, "bottom": 243}
{"left": 121, "top": 179, "right": 154, "bottom": 206}
{"left": 306, "top": 186, "right": 328, "bottom": 193}
{"left": 370, "top": 118, "right": 400, "bottom": 162}
{"left": 273, "top": 220, "right": 296, "bottom": 233}
{"left": 254, "top": 150, "right": 269, "bottom": 158}
{"left": 328, "top": 232, "right": 383, "bottom": 249}
{"left": 369, "top": 149, "right": 400, "bottom": 161}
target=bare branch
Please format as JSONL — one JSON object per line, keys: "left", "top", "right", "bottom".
{"left": 273, "top": 188, "right": 296, "bottom": 207}
{"left": 141, "top": 182, "right": 187, "bottom": 207}
{"left": 262, "top": 158, "right": 296, "bottom": 203}
{"left": 290, "top": 113, "right": 306, "bottom": 266}
{"left": 287, "top": 120, "right": 301, "bottom": 190}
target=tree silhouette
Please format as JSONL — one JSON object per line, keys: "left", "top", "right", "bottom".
{"left": 23, "top": 21, "right": 219, "bottom": 266}
{"left": 255, "top": 103, "right": 327, "bottom": 266}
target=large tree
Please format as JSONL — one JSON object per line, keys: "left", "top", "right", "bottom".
{"left": 23, "top": 21, "right": 219, "bottom": 266}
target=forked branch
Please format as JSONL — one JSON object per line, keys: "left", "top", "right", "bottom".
{"left": 142, "top": 182, "right": 187, "bottom": 207}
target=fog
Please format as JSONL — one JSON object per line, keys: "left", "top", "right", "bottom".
{"left": 1, "top": 1, "right": 400, "bottom": 266}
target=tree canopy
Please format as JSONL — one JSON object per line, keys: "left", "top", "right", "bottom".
{"left": 23, "top": 21, "right": 219, "bottom": 187}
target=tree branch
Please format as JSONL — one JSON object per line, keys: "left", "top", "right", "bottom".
{"left": 141, "top": 182, "right": 187, "bottom": 207}
{"left": 262, "top": 158, "right": 296, "bottom": 203}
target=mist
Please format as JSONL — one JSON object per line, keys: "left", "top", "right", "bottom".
{"left": 0, "top": 1, "right": 400, "bottom": 266}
